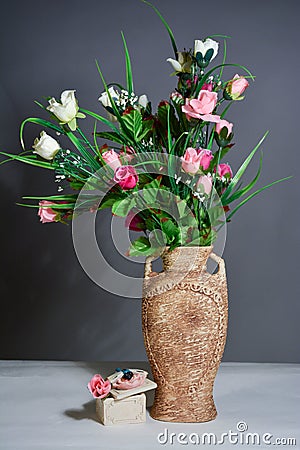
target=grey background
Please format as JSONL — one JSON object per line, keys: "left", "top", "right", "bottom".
{"left": 0, "top": 0, "right": 299, "bottom": 362}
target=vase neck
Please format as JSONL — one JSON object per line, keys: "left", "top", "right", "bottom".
{"left": 161, "top": 246, "right": 213, "bottom": 273}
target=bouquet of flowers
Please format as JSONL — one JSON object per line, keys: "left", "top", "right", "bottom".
{"left": 0, "top": 2, "right": 288, "bottom": 257}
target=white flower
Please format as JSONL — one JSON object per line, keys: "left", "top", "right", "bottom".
{"left": 32, "top": 131, "right": 60, "bottom": 161}
{"left": 167, "top": 58, "right": 182, "bottom": 72}
{"left": 138, "top": 94, "right": 148, "bottom": 109}
{"left": 47, "top": 90, "right": 85, "bottom": 131}
{"left": 98, "top": 87, "right": 120, "bottom": 108}
{"left": 194, "top": 38, "right": 219, "bottom": 61}
{"left": 167, "top": 52, "right": 192, "bottom": 73}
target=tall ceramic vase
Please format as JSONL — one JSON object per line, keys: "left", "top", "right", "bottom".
{"left": 142, "top": 246, "right": 228, "bottom": 423}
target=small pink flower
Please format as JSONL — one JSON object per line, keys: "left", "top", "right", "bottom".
{"left": 114, "top": 165, "right": 138, "bottom": 190}
{"left": 112, "top": 372, "right": 146, "bottom": 390}
{"left": 181, "top": 147, "right": 201, "bottom": 174}
{"left": 198, "top": 148, "right": 213, "bottom": 170}
{"left": 196, "top": 174, "right": 213, "bottom": 195}
{"left": 125, "top": 211, "right": 145, "bottom": 231}
{"left": 182, "top": 90, "right": 220, "bottom": 123}
{"left": 226, "top": 74, "right": 249, "bottom": 100}
{"left": 102, "top": 149, "right": 122, "bottom": 171}
{"left": 88, "top": 374, "right": 111, "bottom": 399}
{"left": 215, "top": 119, "right": 233, "bottom": 137}
{"left": 218, "top": 163, "right": 233, "bottom": 179}
{"left": 38, "top": 201, "right": 57, "bottom": 224}
{"left": 201, "top": 82, "right": 213, "bottom": 92}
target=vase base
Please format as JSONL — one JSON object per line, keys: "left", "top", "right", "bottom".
{"left": 149, "top": 405, "right": 217, "bottom": 423}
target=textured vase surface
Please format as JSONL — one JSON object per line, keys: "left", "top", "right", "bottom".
{"left": 142, "top": 246, "right": 228, "bottom": 423}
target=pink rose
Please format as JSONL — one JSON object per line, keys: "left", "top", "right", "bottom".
{"left": 215, "top": 119, "right": 233, "bottom": 137}
{"left": 88, "top": 374, "right": 111, "bottom": 399}
{"left": 181, "top": 147, "right": 201, "bottom": 174}
{"left": 114, "top": 165, "right": 138, "bottom": 190}
{"left": 112, "top": 372, "right": 146, "bottom": 390}
{"left": 125, "top": 211, "right": 145, "bottom": 231}
{"left": 218, "top": 163, "right": 233, "bottom": 179}
{"left": 102, "top": 149, "right": 122, "bottom": 171}
{"left": 38, "top": 201, "right": 57, "bottom": 224}
{"left": 226, "top": 74, "right": 249, "bottom": 100}
{"left": 182, "top": 90, "right": 220, "bottom": 123}
{"left": 198, "top": 148, "right": 213, "bottom": 170}
{"left": 196, "top": 174, "right": 213, "bottom": 195}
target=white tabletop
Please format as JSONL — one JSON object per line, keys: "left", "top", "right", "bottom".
{"left": 0, "top": 361, "right": 299, "bottom": 449}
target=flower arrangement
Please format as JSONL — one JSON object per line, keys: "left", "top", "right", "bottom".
{"left": 0, "top": 2, "right": 288, "bottom": 257}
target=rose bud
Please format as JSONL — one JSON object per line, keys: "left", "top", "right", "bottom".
{"left": 198, "top": 148, "right": 213, "bottom": 171}
{"left": 217, "top": 163, "right": 233, "bottom": 180}
{"left": 224, "top": 74, "right": 249, "bottom": 100}
{"left": 32, "top": 131, "right": 60, "bottom": 161}
{"left": 181, "top": 147, "right": 201, "bottom": 174}
{"left": 214, "top": 119, "right": 234, "bottom": 146}
{"left": 102, "top": 149, "right": 122, "bottom": 171}
{"left": 114, "top": 165, "right": 138, "bottom": 190}
{"left": 47, "top": 90, "right": 85, "bottom": 131}
{"left": 38, "top": 201, "right": 58, "bottom": 224}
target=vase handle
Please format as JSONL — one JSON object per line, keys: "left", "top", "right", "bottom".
{"left": 210, "top": 253, "right": 226, "bottom": 277}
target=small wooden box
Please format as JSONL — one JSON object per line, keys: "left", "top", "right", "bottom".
{"left": 96, "top": 393, "right": 146, "bottom": 426}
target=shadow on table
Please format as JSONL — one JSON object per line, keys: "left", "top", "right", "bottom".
{"left": 64, "top": 400, "right": 98, "bottom": 423}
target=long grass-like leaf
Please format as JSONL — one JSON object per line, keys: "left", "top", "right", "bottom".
{"left": 16, "top": 202, "right": 76, "bottom": 209}
{"left": 0, "top": 152, "right": 54, "bottom": 169}
{"left": 222, "top": 131, "right": 269, "bottom": 201}
{"left": 20, "top": 118, "right": 62, "bottom": 150}
{"left": 226, "top": 177, "right": 292, "bottom": 221}
{"left": 121, "top": 32, "right": 134, "bottom": 94}
{"left": 142, "top": 1, "right": 178, "bottom": 57}
{"left": 65, "top": 130, "right": 99, "bottom": 171}
{"left": 219, "top": 39, "right": 227, "bottom": 79}
{"left": 23, "top": 194, "right": 77, "bottom": 201}
{"left": 222, "top": 153, "right": 263, "bottom": 205}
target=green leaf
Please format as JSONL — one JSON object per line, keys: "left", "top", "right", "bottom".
{"left": 161, "top": 219, "right": 179, "bottom": 243}
{"left": 95, "top": 131, "right": 126, "bottom": 145}
{"left": 98, "top": 192, "right": 126, "bottom": 210}
{"left": 143, "top": 177, "right": 161, "bottom": 204}
{"left": 112, "top": 196, "right": 134, "bottom": 217}
{"left": 128, "top": 236, "right": 153, "bottom": 256}
{"left": 222, "top": 131, "right": 269, "bottom": 202}
{"left": 226, "top": 176, "right": 292, "bottom": 221}
{"left": 142, "top": 1, "right": 178, "bottom": 58}
{"left": 157, "top": 102, "right": 180, "bottom": 143}
{"left": 137, "top": 118, "right": 155, "bottom": 142}
{"left": 121, "top": 32, "right": 134, "bottom": 95}
{"left": 122, "top": 109, "right": 143, "bottom": 141}
{"left": 222, "top": 153, "right": 263, "bottom": 205}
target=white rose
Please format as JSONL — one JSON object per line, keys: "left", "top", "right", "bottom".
{"left": 98, "top": 87, "right": 119, "bottom": 108}
{"left": 194, "top": 38, "right": 219, "bottom": 61}
{"left": 32, "top": 131, "right": 60, "bottom": 160}
{"left": 138, "top": 94, "right": 148, "bottom": 108}
{"left": 47, "top": 90, "right": 84, "bottom": 131}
